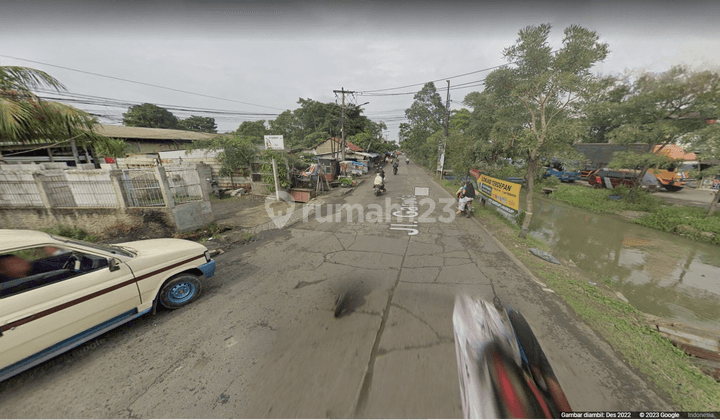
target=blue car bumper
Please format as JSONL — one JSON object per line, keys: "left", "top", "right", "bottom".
{"left": 199, "top": 260, "right": 216, "bottom": 278}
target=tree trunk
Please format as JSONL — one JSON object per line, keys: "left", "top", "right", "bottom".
{"left": 519, "top": 157, "right": 539, "bottom": 238}
{"left": 630, "top": 166, "right": 650, "bottom": 202}
{"left": 82, "top": 144, "right": 91, "bottom": 165}
{"left": 708, "top": 188, "right": 720, "bottom": 217}
{"left": 88, "top": 143, "right": 101, "bottom": 169}
{"left": 66, "top": 122, "right": 80, "bottom": 165}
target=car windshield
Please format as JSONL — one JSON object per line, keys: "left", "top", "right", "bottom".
{"left": 49, "top": 235, "right": 135, "bottom": 257}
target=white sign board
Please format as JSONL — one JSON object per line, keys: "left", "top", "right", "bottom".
{"left": 264, "top": 135, "right": 284, "bottom": 150}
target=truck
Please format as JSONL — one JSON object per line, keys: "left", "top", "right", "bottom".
{"left": 542, "top": 160, "right": 580, "bottom": 182}
{"left": 573, "top": 143, "right": 685, "bottom": 192}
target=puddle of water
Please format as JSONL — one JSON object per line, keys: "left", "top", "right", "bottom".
{"left": 528, "top": 197, "right": 720, "bottom": 330}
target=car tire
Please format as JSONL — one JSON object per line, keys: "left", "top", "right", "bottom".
{"left": 159, "top": 274, "right": 202, "bottom": 309}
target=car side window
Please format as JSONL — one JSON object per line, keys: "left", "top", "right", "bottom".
{"left": 0, "top": 246, "right": 109, "bottom": 298}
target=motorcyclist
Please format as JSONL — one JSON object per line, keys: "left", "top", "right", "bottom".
{"left": 406, "top": 157, "right": 409, "bottom": 164}
{"left": 373, "top": 171, "right": 386, "bottom": 193}
{"left": 456, "top": 180, "right": 476, "bottom": 214}
{"left": 393, "top": 160, "right": 399, "bottom": 174}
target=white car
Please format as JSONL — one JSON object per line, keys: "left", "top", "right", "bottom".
{"left": 0, "top": 229, "right": 216, "bottom": 382}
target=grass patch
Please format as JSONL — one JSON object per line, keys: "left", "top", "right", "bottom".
{"left": 634, "top": 206, "right": 720, "bottom": 245}
{"left": 42, "top": 225, "right": 99, "bottom": 242}
{"left": 550, "top": 184, "right": 720, "bottom": 245}
{"left": 551, "top": 184, "right": 659, "bottom": 214}
{"left": 437, "top": 180, "right": 720, "bottom": 411}
{"left": 173, "top": 222, "right": 224, "bottom": 242}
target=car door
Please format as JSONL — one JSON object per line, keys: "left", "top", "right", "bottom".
{"left": 0, "top": 246, "right": 141, "bottom": 375}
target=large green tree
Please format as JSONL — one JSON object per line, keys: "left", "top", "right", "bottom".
{"left": 266, "top": 98, "right": 380, "bottom": 150}
{"left": 122, "top": 103, "right": 179, "bottom": 129}
{"left": 579, "top": 75, "right": 630, "bottom": 143}
{"left": 0, "top": 65, "right": 120, "bottom": 165}
{"left": 178, "top": 115, "right": 217, "bottom": 133}
{"left": 399, "top": 82, "right": 445, "bottom": 158}
{"left": 443, "top": 109, "right": 477, "bottom": 179}
{"left": 185, "top": 134, "right": 257, "bottom": 179}
{"left": 603, "top": 66, "right": 720, "bottom": 200}
{"left": 235, "top": 120, "right": 268, "bottom": 145}
{"left": 484, "top": 24, "right": 609, "bottom": 238}
{"left": 268, "top": 110, "right": 303, "bottom": 148}
{"left": 686, "top": 120, "right": 720, "bottom": 215}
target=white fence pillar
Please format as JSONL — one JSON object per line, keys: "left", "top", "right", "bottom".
{"left": 32, "top": 173, "right": 54, "bottom": 210}
{"left": 154, "top": 166, "right": 175, "bottom": 209}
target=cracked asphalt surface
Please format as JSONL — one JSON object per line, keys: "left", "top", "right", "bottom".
{"left": 0, "top": 162, "right": 672, "bottom": 418}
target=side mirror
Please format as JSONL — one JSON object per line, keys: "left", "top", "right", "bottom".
{"left": 109, "top": 257, "right": 121, "bottom": 272}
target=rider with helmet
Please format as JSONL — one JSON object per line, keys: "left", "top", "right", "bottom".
{"left": 374, "top": 170, "right": 386, "bottom": 193}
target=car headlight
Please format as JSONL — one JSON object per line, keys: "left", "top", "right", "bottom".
{"left": 204, "top": 250, "right": 211, "bottom": 262}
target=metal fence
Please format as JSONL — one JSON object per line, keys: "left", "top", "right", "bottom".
{"left": 0, "top": 166, "right": 208, "bottom": 209}
{"left": 0, "top": 176, "right": 44, "bottom": 207}
{"left": 120, "top": 169, "right": 166, "bottom": 207}
{"left": 165, "top": 167, "right": 203, "bottom": 204}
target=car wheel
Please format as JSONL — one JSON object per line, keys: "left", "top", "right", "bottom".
{"left": 159, "top": 274, "right": 202, "bottom": 309}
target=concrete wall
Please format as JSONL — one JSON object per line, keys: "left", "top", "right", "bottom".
{"left": 0, "top": 163, "right": 215, "bottom": 235}
{"left": 0, "top": 207, "right": 176, "bottom": 241}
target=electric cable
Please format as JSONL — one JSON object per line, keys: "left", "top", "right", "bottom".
{"left": 0, "top": 54, "right": 286, "bottom": 111}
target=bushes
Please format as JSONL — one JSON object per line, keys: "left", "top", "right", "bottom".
{"left": 41, "top": 225, "right": 99, "bottom": 242}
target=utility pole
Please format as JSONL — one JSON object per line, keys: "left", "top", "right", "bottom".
{"left": 333, "top": 87, "right": 355, "bottom": 162}
{"left": 440, "top": 80, "right": 451, "bottom": 179}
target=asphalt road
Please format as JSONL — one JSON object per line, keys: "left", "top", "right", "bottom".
{"left": 0, "top": 162, "right": 673, "bottom": 418}
{"left": 653, "top": 186, "right": 719, "bottom": 209}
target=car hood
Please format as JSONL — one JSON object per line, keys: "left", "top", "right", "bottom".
{"left": 114, "top": 239, "right": 208, "bottom": 272}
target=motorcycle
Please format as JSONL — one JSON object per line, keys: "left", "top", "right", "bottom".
{"left": 457, "top": 194, "right": 474, "bottom": 218}
{"left": 373, "top": 184, "right": 384, "bottom": 196}
{"left": 406, "top": 159, "right": 409, "bottom": 164}
{"left": 461, "top": 199, "right": 473, "bottom": 218}
{"left": 393, "top": 165, "right": 398, "bottom": 175}
{"left": 453, "top": 295, "right": 572, "bottom": 418}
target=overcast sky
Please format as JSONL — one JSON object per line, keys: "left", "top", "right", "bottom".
{"left": 2, "top": 0, "right": 719, "bottom": 142}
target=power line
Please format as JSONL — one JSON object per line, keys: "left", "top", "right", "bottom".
{"left": 357, "top": 62, "right": 509, "bottom": 94}
{"left": 33, "top": 90, "right": 283, "bottom": 117}
{"left": 356, "top": 48, "right": 560, "bottom": 96}
{"left": 0, "top": 54, "right": 286, "bottom": 111}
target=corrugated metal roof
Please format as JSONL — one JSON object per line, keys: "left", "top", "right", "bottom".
{"left": 93, "top": 125, "right": 219, "bottom": 141}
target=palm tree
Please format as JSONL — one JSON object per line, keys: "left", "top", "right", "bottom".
{"left": 0, "top": 66, "right": 124, "bottom": 165}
